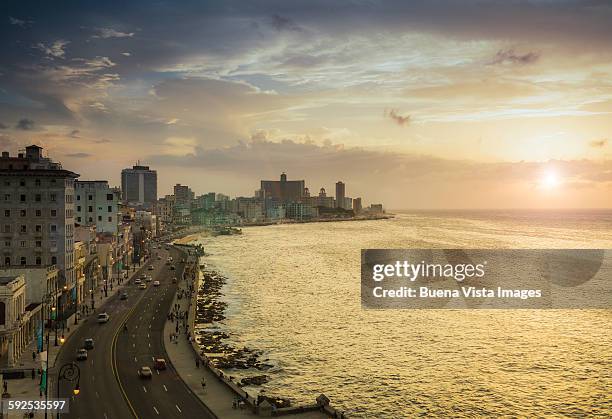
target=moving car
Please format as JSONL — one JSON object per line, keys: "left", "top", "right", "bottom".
{"left": 139, "top": 283, "right": 147, "bottom": 289}
{"left": 138, "top": 366, "right": 153, "bottom": 379}
{"left": 153, "top": 358, "right": 167, "bottom": 370}
{"left": 97, "top": 313, "right": 109, "bottom": 323}
{"left": 145, "top": 275, "right": 152, "bottom": 282}
{"left": 76, "top": 349, "right": 88, "bottom": 361}
{"left": 148, "top": 265, "right": 154, "bottom": 271}
{"left": 134, "top": 278, "right": 142, "bottom": 285}
{"left": 120, "top": 292, "right": 128, "bottom": 300}
{"left": 140, "top": 273, "right": 147, "bottom": 279}
{"left": 84, "top": 338, "right": 94, "bottom": 350}
{"left": 157, "top": 255, "right": 162, "bottom": 260}
{"left": 153, "top": 280, "right": 160, "bottom": 286}
{"left": 170, "top": 265, "right": 176, "bottom": 271}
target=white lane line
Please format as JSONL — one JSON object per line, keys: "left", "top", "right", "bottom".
{"left": 148, "top": 343, "right": 151, "bottom": 348}
{"left": 104, "top": 413, "right": 108, "bottom": 419}
{"left": 176, "top": 405, "right": 182, "bottom": 413}
{"left": 147, "top": 333, "right": 150, "bottom": 338}
{"left": 133, "top": 343, "right": 135, "bottom": 348}
{"left": 134, "top": 357, "right": 137, "bottom": 362}
{"left": 151, "top": 356, "right": 155, "bottom": 361}
{"left": 153, "top": 407, "right": 159, "bottom": 415}
{"left": 143, "top": 386, "right": 147, "bottom": 393}
{"left": 96, "top": 391, "right": 99, "bottom": 398}
{"left": 163, "top": 384, "right": 167, "bottom": 392}
{"left": 156, "top": 369, "right": 159, "bottom": 375}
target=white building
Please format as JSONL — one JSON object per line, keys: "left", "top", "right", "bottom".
{"left": 75, "top": 180, "right": 120, "bottom": 234}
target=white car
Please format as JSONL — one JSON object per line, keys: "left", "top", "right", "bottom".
{"left": 145, "top": 276, "right": 152, "bottom": 282}
{"left": 153, "top": 280, "right": 160, "bottom": 287}
{"left": 97, "top": 313, "right": 109, "bottom": 323}
{"left": 138, "top": 366, "right": 153, "bottom": 379}
{"left": 139, "top": 283, "right": 147, "bottom": 289}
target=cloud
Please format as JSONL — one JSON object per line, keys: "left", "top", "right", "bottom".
{"left": 269, "top": 14, "right": 301, "bottom": 32}
{"left": 589, "top": 139, "right": 609, "bottom": 148}
{"left": 384, "top": 109, "right": 411, "bottom": 126}
{"left": 35, "top": 40, "right": 70, "bottom": 59}
{"left": 491, "top": 49, "right": 539, "bottom": 65}
{"left": 9, "top": 17, "right": 32, "bottom": 27}
{"left": 15, "top": 118, "right": 35, "bottom": 130}
{"left": 65, "top": 152, "right": 91, "bottom": 158}
{"left": 92, "top": 28, "right": 135, "bottom": 39}
{"left": 94, "top": 138, "right": 111, "bottom": 144}
{"left": 121, "top": 52, "right": 131, "bottom": 57}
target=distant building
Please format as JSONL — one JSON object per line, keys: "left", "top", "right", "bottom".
{"left": 343, "top": 197, "right": 353, "bottom": 211}
{"left": 335, "top": 181, "right": 346, "bottom": 209}
{"left": 353, "top": 197, "right": 362, "bottom": 214}
{"left": 316, "top": 188, "right": 335, "bottom": 208}
{"left": 75, "top": 180, "right": 120, "bottom": 234}
{"left": 369, "top": 204, "right": 384, "bottom": 214}
{"left": 286, "top": 202, "right": 318, "bottom": 220}
{"left": 121, "top": 164, "right": 157, "bottom": 207}
{"left": 261, "top": 173, "right": 305, "bottom": 203}
{"left": 173, "top": 184, "right": 194, "bottom": 206}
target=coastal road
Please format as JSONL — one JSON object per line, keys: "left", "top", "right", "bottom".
{"left": 114, "top": 246, "right": 216, "bottom": 418}
{"left": 55, "top": 262, "right": 150, "bottom": 419}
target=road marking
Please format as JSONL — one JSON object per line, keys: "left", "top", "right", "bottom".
{"left": 176, "top": 405, "right": 182, "bottom": 413}
{"left": 148, "top": 343, "right": 151, "bottom": 348}
{"left": 104, "top": 414, "right": 108, "bottom": 419}
{"left": 133, "top": 343, "right": 135, "bottom": 348}
{"left": 134, "top": 357, "right": 137, "bottom": 362}
{"left": 151, "top": 356, "right": 155, "bottom": 361}
{"left": 156, "top": 369, "right": 159, "bottom": 375}
{"left": 163, "top": 384, "right": 167, "bottom": 392}
{"left": 96, "top": 391, "right": 99, "bottom": 398}
{"left": 153, "top": 407, "right": 159, "bottom": 415}
{"left": 143, "top": 386, "right": 147, "bottom": 393}
{"left": 147, "top": 333, "right": 150, "bottom": 338}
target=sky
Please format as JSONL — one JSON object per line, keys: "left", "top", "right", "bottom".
{"left": 1, "top": 0, "right": 611, "bottom": 209}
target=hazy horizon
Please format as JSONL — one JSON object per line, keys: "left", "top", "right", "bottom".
{"left": 1, "top": 1, "right": 612, "bottom": 208}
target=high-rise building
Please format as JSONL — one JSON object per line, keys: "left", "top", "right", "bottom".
{"left": 74, "top": 180, "right": 120, "bottom": 234}
{"left": 0, "top": 145, "right": 78, "bottom": 302}
{"left": 121, "top": 164, "right": 157, "bottom": 207}
{"left": 335, "top": 181, "right": 346, "bottom": 209}
{"left": 353, "top": 197, "right": 362, "bottom": 214}
{"left": 173, "top": 184, "right": 194, "bottom": 206}
{"left": 260, "top": 173, "right": 305, "bottom": 203}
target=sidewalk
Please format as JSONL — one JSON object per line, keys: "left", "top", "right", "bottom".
{"left": 1, "top": 260, "right": 150, "bottom": 412}
{"left": 163, "top": 255, "right": 327, "bottom": 419}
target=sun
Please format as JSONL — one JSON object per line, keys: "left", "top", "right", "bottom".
{"left": 540, "top": 170, "right": 561, "bottom": 189}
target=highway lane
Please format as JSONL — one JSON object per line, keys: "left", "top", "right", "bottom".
{"left": 115, "top": 246, "right": 215, "bottom": 419}
{"left": 55, "top": 262, "right": 153, "bottom": 419}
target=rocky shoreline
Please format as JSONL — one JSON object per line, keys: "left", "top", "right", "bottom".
{"left": 193, "top": 268, "right": 292, "bottom": 408}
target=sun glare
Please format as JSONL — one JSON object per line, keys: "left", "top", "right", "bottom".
{"left": 541, "top": 170, "right": 561, "bottom": 189}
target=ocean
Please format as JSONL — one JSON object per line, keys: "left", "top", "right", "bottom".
{"left": 191, "top": 210, "right": 612, "bottom": 417}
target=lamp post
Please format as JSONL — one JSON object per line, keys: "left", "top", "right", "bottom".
{"left": 56, "top": 362, "right": 80, "bottom": 419}
{"left": 52, "top": 306, "right": 58, "bottom": 347}
{"left": 62, "top": 285, "right": 67, "bottom": 332}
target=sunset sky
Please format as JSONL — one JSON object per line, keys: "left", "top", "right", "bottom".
{"left": 1, "top": 1, "right": 611, "bottom": 208}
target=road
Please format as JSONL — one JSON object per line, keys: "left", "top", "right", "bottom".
{"left": 56, "top": 245, "right": 215, "bottom": 419}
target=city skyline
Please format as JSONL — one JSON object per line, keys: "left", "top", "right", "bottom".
{"left": 1, "top": 1, "right": 612, "bottom": 208}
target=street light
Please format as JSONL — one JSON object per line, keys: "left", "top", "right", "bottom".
{"left": 60, "top": 335, "right": 65, "bottom": 345}
{"left": 56, "top": 362, "right": 80, "bottom": 419}
{"left": 52, "top": 306, "right": 58, "bottom": 346}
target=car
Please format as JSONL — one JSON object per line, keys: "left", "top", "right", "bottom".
{"left": 181, "top": 258, "right": 186, "bottom": 263}
{"left": 139, "top": 283, "right": 147, "bottom": 289}
{"left": 120, "top": 292, "right": 128, "bottom": 300}
{"left": 172, "top": 277, "right": 177, "bottom": 284}
{"left": 153, "top": 358, "right": 167, "bottom": 370}
{"left": 141, "top": 273, "right": 147, "bottom": 279}
{"left": 157, "top": 256, "right": 162, "bottom": 260}
{"left": 97, "top": 313, "right": 109, "bottom": 323}
{"left": 170, "top": 265, "right": 176, "bottom": 271}
{"left": 145, "top": 276, "right": 152, "bottom": 282}
{"left": 148, "top": 265, "right": 154, "bottom": 271}
{"left": 134, "top": 278, "right": 142, "bottom": 284}
{"left": 138, "top": 366, "right": 153, "bottom": 378}
{"left": 153, "top": 280, "right": 160, "bottom": 286}
{"left": 84, "top": 338, "right": 94, "bottom": 350}
{"left": 76, "top": 349, "right": 88, "bottom": 361}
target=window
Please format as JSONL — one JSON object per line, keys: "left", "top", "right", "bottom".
{"left": 36, "top": 241, "right": 42, "bottom": 247}
{"left": 36, "top": 209, "right": 41, "bottom": 217}
{"left": 20, "top": 241, "right": 26, "bottom": 247}
{"left": 20, "top": 194, "right": 26, "bottom": 202}
{"left": 4, "top": 241, "right": 10, "bottom": 247}
{"left": 3, "top": 225, "right": 10, "bottom": 233}
{"left": 77, "top": 217, "right": 81, "bottom": 222}
{"left": 50, "top": 193, "right": 57, "bottom": 202}
{"left": 4, "top": 257, "right": 9, "bottom": 266}
{"left": 77, "top": 206, "right": 81, "bottom": 211}
{"left": 108, "top": 206, "right": 112, "bottom": 212}
{"left": 51, "top": 210, "right": 57, "bottom": 217}
{"left": 88, "top": 194, "right": 93, "bottom": 200}
{"left": 20, "top": 257, "right": 26, "bottom": 266}
{"left": 50, "top": 225, "right": 57, "bottom": 233}
{"left": 51, "top": 256, "right": 57, "bottom": 265}
{"left": 20, "top": 209, "right": 26, "bottom": 217}
{"left": 35, "top": 179, "right": 41, "bottom": 187}
{"left": 77, "top": 195, "right": 81, "bottom": 201}
{"left": 3, "top": 210, "right": 9, "bottom": 217}
{"left": 108, "top": 217, "right": 112, "bottom": 222}
{"left": 36, "top": 257, "right": 42, "bottom": 265}
{"left": 97, "top": 216, "right": 101, "bottom": 221}
{"left": 20, "top": 225, "right": 27, "bottom": 233}
{"left": 20, "top": 179, "right": 25, "bottom": 186}
{"left": 35, "top": 194, "right": 41, "bottom": 202}
{"left": 107, "top": 193, "right": 113, "bottom": 200}
{"left": 88, "top": 217, "right": 93, "bottom": 223}
{"left": 3, "top": 194, "right": 9, "bottom": 201}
